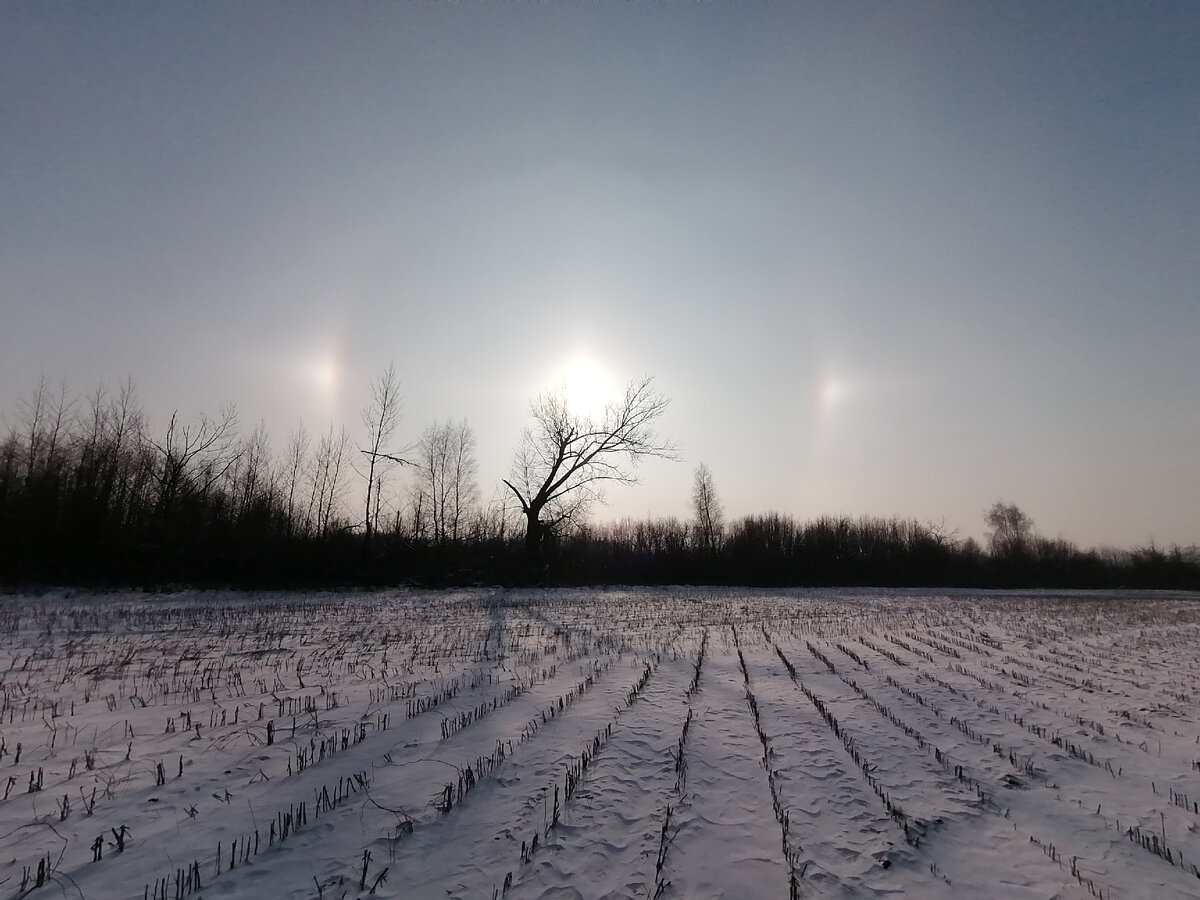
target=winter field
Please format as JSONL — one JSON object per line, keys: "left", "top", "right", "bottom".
{"left": 3, "top": 589, "right": 1200, "bottom": 900}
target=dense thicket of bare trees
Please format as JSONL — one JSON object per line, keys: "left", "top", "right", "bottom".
{"left": 1, "top": 372, "right": 1196, "bottom": 589}
{"left": 0, "top": 371, "right": 493, "bottom": 584}
{"left": 559, "top": 512, "right": 1197, "bottom": 590}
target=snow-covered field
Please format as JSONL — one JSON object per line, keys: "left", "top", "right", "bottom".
{"left": 3, "top": 588, "right": 1200, "bottom": 900}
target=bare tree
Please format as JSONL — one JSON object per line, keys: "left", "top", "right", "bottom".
{"left": 447, "top": 420, "right": 479, "bottom": 542}
{"left": 359, "top": 364, "right": 405, "bottom": 547}
{"left": 923, "top": 517, "right": 958, "bottom": 547}
{"left": 66, "top": 377, "right": 148, "bottom": 529}
{"left": 475, "top": 490, "right": 519, "bottom": 544}
{"left": 984, "top": 501, "right": 1034, "bottom": 556}
{"left": 691, "top": 462, "right": 724, "bottom": 555}
{"left": 15, "top": 374, "right": 50, "bottom": 481}
{"left": 406, "top": 482, "right": 428, "bottom": 543}
{"left": 231, "top": 421, "right": 273, "bottom": 524}
{"left": 149, "top": 405, "right": 240, "bottom": 522}
{"left": 503, "top": 376, "right": 677, "bottom": 553}
{"left": 106, "top": 378, "right": 150, "bottom": 526}
{"left": 0, "top": 426, "right": 18, "bottom": 508}
{"left": 77, "top": 383, "right": 110, "bottom": 484}
{"left": 308, "top": 424, "right": 352, "bottom": 537}
{"left": 16, "top": 375, "right": 76, "bottom": 481}
{"left": 414, "top": 419, "right": 479, "bottom": 543}
{"left": 280, "top": 424, "right": 311, "bottom": 537}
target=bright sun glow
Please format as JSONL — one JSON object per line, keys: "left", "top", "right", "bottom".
{"left": 554, "top": 354, "right": 619, "bottom": 419}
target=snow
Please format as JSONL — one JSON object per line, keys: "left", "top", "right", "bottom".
{"left": 1, "top": 587, "right": 1199, "bottom": 899}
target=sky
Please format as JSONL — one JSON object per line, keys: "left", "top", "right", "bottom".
{"left": 2, "top": 1, "right": 1198, "bottom": 550}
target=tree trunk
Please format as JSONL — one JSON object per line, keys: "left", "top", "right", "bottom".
{"left": 523, "top": 501, "right": 546, "bottom": 555}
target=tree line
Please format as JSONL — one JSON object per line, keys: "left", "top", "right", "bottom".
{"left": 1, "top": 371, "right": 1196, "bottom": 590}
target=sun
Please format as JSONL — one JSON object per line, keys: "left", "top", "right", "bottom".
{"left": 555, "top": 353, "right": 619, "bottom": 419}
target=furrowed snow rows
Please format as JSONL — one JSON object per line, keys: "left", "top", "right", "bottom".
{"left": 3, "top": 588, "right": 1200, "bottom": 898}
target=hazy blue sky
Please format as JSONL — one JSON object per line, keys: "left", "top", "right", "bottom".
{"left": 2, "top": 2, "right": 1197, "bottom": 548}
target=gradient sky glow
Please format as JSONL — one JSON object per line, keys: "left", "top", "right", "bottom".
{"left": 2, "top": 2, "right": 1198, "bottom": 549}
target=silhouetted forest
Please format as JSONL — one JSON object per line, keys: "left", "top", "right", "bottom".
{"left": 2, "top": 377, "right": 1197, "bottom": 591}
